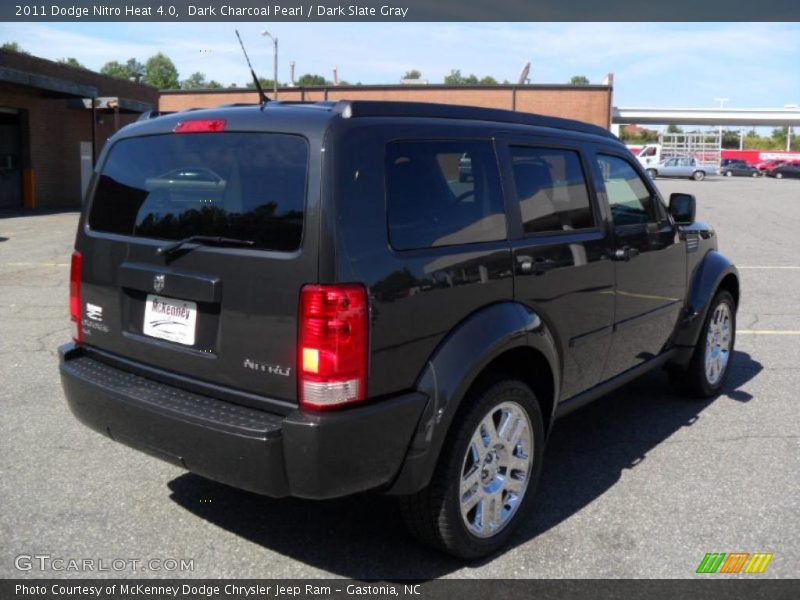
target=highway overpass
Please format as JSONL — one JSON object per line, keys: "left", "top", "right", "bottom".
{"left": 613, "top": 107, "right": 800, "bottom": 127}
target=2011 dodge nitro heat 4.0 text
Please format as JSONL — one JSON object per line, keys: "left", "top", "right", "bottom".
{"left": 60, "top": 99, "right": 740, "bottom": 559}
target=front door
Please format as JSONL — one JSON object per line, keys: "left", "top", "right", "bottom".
{"left": 592, "top": 151, "right": 687, "bottom": 379}
{"left": 502, "top": 138, "right": 616, "bottom": 400}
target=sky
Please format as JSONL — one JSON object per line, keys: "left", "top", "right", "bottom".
{"left": 1, "top": 22, "right": 799, "bottom": 109}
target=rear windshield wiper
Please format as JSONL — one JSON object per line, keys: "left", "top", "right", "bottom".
{"left": 156, "top": 235, "right": 255, "bottom": 257}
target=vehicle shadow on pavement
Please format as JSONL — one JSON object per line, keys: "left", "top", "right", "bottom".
{"left": 167, "top": 350, "right": 762, "bottom": 579}
{"left": 520, "top": 349, "right": 761, "bottom": 547}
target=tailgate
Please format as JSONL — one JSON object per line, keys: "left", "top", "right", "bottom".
{"left": 76, "top": 128, "right": 317, "bottom": 405}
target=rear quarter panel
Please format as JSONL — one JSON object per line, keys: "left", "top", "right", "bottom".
{"left": 327, "top": 119, "right": 515, "bottom": 398}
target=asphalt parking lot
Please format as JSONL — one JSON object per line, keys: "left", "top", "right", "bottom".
{"left": 1, "top": 175, "right": 798, "bottom": 579}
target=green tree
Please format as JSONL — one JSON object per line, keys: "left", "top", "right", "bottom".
{"left": 444, "top": 69, "right": 480, "bottom": 85}
{"left": 771, "top": 126, "right": 788, "bottom": 143}
{"left": 100, "top": 60, "right": 129, "bottom": 79}
{"left": 444, "top": 69, "right": 465, "bottom": 84}
{"left": 1, "top": 41, "right": 28, "bottom": 54}
{"left": 721, "top": 129, "right": 741, "bottom": 149}
{"left": 246, "top": 77, "right": 277, "bottom": 89}
{"left": 182, "top": 72, "right": 209, "bottom": 89}
{"left": 182, "top": 73, "right": 221, "bottom": 89}
{"left": 479, "top": 76, "right": 499, "bottom": 85}
{"left": 100, "top": 58, "right": 144, "bottom": 81}
{"left": 58, "top": 57, "right": 85, "bottom": 69}
{"left": 666, "top": 124, "right": 683, "bottom": 134}
{"left": 125, "top": 58, "right": 145, "bottom": 82}
{"left": 620, "top": 126, "right": 659, "bottom": 144}
{"left": 143, "top": 52, "right": 179, "bottom": 89}
{"left": 569, "top": 75, "right": 590, "bottom": 85}
{"left": 297, "top": 73, "right": 328, "bottom": 86}
{"left": 739, "top": 128, "right": 794, "bottom": 150}
{"left": 403, "top": 69, "right": 422, "bottom": 80}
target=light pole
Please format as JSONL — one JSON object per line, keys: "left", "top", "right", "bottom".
{"left": 714, "top": 98, "right": 729, "bottom": 147}
{"left": 261, "top": 29, "right": 278, "bottom": 99}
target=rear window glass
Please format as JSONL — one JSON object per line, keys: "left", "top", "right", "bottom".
{"left": 385, "top": 140, "right": 506, "bottom": 250}
{"left": 89, "top": 133, "right": 308, "bottom": 252}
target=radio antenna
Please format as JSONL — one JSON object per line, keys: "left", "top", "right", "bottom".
{"left": 235, "top": 29, "right": 269, "bottom": 105}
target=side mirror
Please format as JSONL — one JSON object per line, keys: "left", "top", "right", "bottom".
{"left": 669, "top": 192, "right": 696, "bottom": 224}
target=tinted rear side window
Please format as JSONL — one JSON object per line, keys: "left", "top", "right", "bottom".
{"left": 89, "top": 133, "right": 308, "bottom": 252}
{"left": 510, "top": 146, "right": 594, "bottom": 234}
{"left": 385, "top": 140, "right": 506, "bottom": 250}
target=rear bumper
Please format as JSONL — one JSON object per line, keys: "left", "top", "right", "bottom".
{"left": 59, "top": 344, "right": 429, "bottom": 499}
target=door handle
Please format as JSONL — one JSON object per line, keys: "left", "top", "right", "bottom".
{"left": 610, "top": 246, "right": 639, "bottom": 261}
{"left": 516, "top": 255, "right": 553, "bottom": 274}
{"left": 516, "top": 255, "right": 533, "bottom": 274}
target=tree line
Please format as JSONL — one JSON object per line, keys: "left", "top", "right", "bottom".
{"left": 1, "top": 44, "right": 593, "bottom": 90}
{"left": 621, "top": 123, "right": 799, "bottom": 151}
{"left": 405, "top": 69, "right": 591, "bottom": 86}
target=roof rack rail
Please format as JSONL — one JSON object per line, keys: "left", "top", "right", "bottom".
{"left": 264, "top": 100, "right": 340, "bottom": 110}
{"left": 330, "top": 100, "right": 615, "bottom": 139}
{"left": 217, "top": 102, "right": 259, "bottom": 108}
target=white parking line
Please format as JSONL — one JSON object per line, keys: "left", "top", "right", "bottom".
{"left": 738, "top": 266, "right": 800, "bottom": 270}
{"left": 3, "top": 262, "right": 69, "bottom": 267}
{"left": 738, "top": 330, "right": 800, "bottom": 335}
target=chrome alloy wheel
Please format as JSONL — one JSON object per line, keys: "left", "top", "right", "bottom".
{"left": 459, "top": 401, "right": 533, "bottom": 538}
{"left": 705, "top": 302, "right": 733, "bottom": 386}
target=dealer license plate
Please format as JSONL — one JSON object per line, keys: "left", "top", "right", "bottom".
{"left": 143, "top": 294, "right": 197, "bottom": 346}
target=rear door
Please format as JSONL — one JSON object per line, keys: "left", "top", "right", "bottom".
{"left": 77, "top": 125, "right": 319, "bottom": 406}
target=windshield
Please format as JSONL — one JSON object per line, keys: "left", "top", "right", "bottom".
{"left": 88, "top": 132, "right": 308, "bottom": 252}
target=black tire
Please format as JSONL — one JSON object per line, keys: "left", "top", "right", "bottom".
{"left": 646, "top": 168, "right": 657, "bottom": 179}
{"left": 398, "top": 378, "right": 545, "bottom": 559}
{"left": 776, "top": 172, "right": 784, "bottom": 179}
{"left": 692, "top": 170, "right": 706, "bottom": 181}
{"left": 668, "top": 290, "right": 736, "bottom": 398}
{"left": 725, "top": 170, "right": 733, "bottom": 177}
{"left": 752, "top": 171, "right": 759, "bottom": 177}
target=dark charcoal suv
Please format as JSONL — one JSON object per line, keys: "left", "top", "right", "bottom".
{"left": 60, "top": 101, "right": 740, "bottom": 558}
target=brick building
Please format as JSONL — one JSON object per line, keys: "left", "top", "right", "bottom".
{"left": 160, "top": 83, "right": 614, "bottom": 130}
{"left": 0, "top": 51, "right": 612, "bottom": 210}
{"left": 0, "top": 50, "right": 158, "bottom": 209}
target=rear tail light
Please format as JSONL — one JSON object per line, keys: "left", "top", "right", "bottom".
{"left": 298, "top": 284, "right": 368, "bottom": 409}
{"left": 173, "top": 119, "right": 227, "bottom": 133}
{"left": 69, "top": 251, "right": 82, "bottom": 344}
